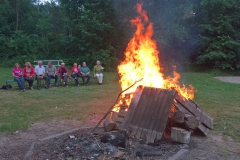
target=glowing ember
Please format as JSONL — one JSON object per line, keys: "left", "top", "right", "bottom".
{"left": 115, "top": 3, "right": 194, "bottom": 111}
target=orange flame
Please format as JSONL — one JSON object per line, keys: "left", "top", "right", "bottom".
{"left": 117, "top": 3, "right": 194, "bottom": 109}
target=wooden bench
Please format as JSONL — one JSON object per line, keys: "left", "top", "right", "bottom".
{"left": 6, "top": 79, "right": 32, "bottom": 89}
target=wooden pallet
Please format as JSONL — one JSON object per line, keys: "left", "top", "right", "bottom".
{"left": 120, "top": 86, "right": 176, "bottom": 143}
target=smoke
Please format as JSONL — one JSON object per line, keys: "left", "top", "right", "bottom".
{"left": 113, "top": 0, "right": 199, "bottom": 72}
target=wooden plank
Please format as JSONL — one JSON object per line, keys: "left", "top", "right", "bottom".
{"left": 149, "top": 130, "right": 157, "bottom": 143}
{"left": 147, "top": 89, "right": 167, "bottom": 142}
{"left": 155, "top": 90, "right": 176, "bottom": 135}
{"left": 145, "top": 89, "right": 164, "bottom": 143}
{"left": 126, "top": 87, "right": 149, "bottom": 129}
{"left": 150, "top": 90, "right": 169, "bottom": 132}
{"left": 116, "top": 117, "right": 124, "bottom": 123}
{"left": 128, "top": 87, "right": 152, "bottom": 136}
{"left": 175, "top": 94, "right": 213, "bottom": 129}
{"left": 174, "top": 102, "right": 191, "bottom": 115}
{"left": 198, "top": 124, "right": 210, "bottom": 136}
{"left": 135, "top": 88, "right": 158, "bottom": 139}
{"left": 118, "top": 109, "right": 127, "bottom": 117}
{"left": 120, "top": 86, "right": 144, "bottom": 130}
{"left": 142, "top": 90, "right": 175, "bottom": 142}
{"left": 127, "top": 125, "right": 138, "bottom": 135}
{"left": 174, "top": 101, "right": 211, "bottom": 135}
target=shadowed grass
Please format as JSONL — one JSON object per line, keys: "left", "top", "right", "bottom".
{"left": 0, "top": 68, "right": 239, "bottom": 142}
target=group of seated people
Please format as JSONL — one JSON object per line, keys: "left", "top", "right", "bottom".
{"left": 12, "top": 60, "right": 104, "bottom": 91}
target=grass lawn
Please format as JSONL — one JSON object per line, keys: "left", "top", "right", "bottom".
{"left": 0, "top": 68, "right": 239, "bottom": 142}
{"left": 0, "top": 68, "right": 121, "bottom": 132}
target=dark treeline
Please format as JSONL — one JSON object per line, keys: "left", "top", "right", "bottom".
{"left": 1, "top": 0, "right": 240, "bottom": 71}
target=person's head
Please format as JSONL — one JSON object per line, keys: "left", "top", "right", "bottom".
{"left": 96, "top": 60, "right": 101, "bottom": 66}
{"left": 38, "top": 61, "right": 42, "bottom": 67}
{"left": 14, "top": 63, "right": 20, "bottom": 68}
{"left": 73, "top": 63, "right": 77, "bottom": 67}
{"left": 82, "top": 62, "right": 86, "bottom": 67}
{"left": 78, "top": 65, "right": 81, "bottom": 68}
{"left": 48, "top": 61, "right": 52, "bottom": 67}
{"left": 61, "top": 62, "right": 65, "bottom": 68}
{"left": 25, "top": 62, "right": 31, "bottom": 68}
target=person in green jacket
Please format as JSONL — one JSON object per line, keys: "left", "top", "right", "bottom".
{"left": 93, "top": 60, "right": 104, "bottom": 84}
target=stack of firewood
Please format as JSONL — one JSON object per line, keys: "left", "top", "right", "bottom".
{"left": 171, "top": 93, "right": 213, "bottom": 136}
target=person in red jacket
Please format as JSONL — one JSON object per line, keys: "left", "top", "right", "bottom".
{"left": 71, "top": 63, "right": 80, "bottom": 86}
{"left": 58, "top": 63, "right": 69, "bottom": 87}
{"left": 23, "top": 62, "right": 34, "bottom": 90}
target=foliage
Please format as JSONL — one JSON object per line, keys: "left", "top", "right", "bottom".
{"left": 190, "top": 0, "right": 240, "bottom": 70}
{"left": 0, "top": 0, "right": 118, "bottom": 70}
{"left": 60, "top": 0, "right": 118, "bottom": 70}
{"left": 1, "top": 0, "right": 240, "bottom": 70}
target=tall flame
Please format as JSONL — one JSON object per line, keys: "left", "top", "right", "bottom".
{"left": 118, "top": 3, "right": 194, "bottom": 107}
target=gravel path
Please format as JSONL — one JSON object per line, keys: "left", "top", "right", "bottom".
{"left": 214, "top": 76, "right": 240, "bottom": 84}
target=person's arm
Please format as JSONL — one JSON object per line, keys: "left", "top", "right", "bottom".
{"left": 46, "top": 66, "right": 49, "bottom": 74}
{"left": 86, "top": 67, "right": 90, "bottom": 75}
{"left": 35, "top": 66, "right": 39, "bottom": 77}
{"left": 30, "top": 68, "right": 34, "bottom": 77}
{"left": 54, "top": 66, "right": 57, "bottom": 75}
{"left": 23, "top": 68, "right": 27, "bottom": 77}
{"left": 12, "top": 72, "right": 18, "bottom": 77}
{"left": 80, "top": 68, "right": 85, "bottom": 75}
{"left": 58, "top": 67, "right": 60, "bottom": 75}
{"left": 66, "top": 67, "right": 68, "bottom": 75}
{"left": 71, "top": 67, "right": 74, "bottom": 74}
{"left": 12, "top": 70, "right": 19, "bottom": 78}
{"left": 42, "top": 67, "right": 45, "bottom": 77}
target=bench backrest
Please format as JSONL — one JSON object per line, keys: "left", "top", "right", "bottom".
{"left": 34, "top": 60, "right": 63, "bottom": 69}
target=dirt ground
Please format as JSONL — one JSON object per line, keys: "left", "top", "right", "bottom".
{"left": 0, "top": 115, "right": 240, "bottom": 160}
{"left": 0, "top": 114, "right": 102, "bottom": 160}
{"left": 214, "top": 76, "right": 240, "bottom": 84}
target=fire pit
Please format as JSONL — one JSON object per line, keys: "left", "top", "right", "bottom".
{"left": 99, "top": 3, "right": 213, "bottom": 143}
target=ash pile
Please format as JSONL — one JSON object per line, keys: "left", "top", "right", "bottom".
{"left": 29, "top": 127, "right": 190, "bottom": 160}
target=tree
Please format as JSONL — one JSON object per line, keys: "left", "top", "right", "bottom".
{"left": 60, "top": 0, "right": 118, "bottom": 69}
{"left": 191, "top": 0, "right": 240, "bottom": 70}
